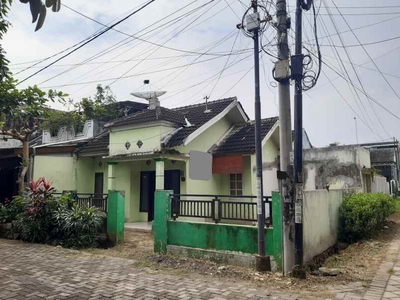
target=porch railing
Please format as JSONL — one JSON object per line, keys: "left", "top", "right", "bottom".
{"left": 170, "top": 194, "right": 272, "bottom": 226}
{"left": 53, "top": 192, "right": 108, "bottom": 213}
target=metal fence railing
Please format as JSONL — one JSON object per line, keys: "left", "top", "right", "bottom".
{"left": 53, "top": 192, "right": 108, "bottom": 213}
{"left": 170, "top": 194, "right": 272, "bottom": 226}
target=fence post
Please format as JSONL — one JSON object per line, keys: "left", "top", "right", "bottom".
{"left": 154, "top": 190, "right": 172, "bottom": 254}
{"left": 272, "top": 191, "right": 283, "bottom": 270}
{"left": 107, "top": 190, "right": 125, "bottom": 246}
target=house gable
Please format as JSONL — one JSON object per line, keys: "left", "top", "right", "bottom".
{"left": 109, "top": 121, "right": 177, "bottom": 157}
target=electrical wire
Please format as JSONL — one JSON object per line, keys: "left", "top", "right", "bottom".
{"left": 16, "top": 1, "right": 156, "bottom": 86}
{"left": 208, "top": 30, "right": 241, "bottom": 97}
{"left": 332, "top": 0, "right": 400, "bottom": 114}
{"left": 315, "top": 4, "right": 379, "bottom": 138}
{"left": 37, "top": 1, "right": 220, "bottom": 87}
{"left": 323, "top": 0, "right": 391, "bottom": 139}
{"left": 109, "top": 1, "right": 233, "bottom": 87}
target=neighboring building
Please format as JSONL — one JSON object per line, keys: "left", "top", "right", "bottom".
{"left": 0, "top": 133, "right": 41, "bottom": 202}
{"left": 360, "top": 141, "right": 399, "bottom": 191}
{"left": 292, "top": 129, "right": 313, "bottom": 150}
{"left": 303, "top": 145, "right": 373, "bottom": 192}
{"left": 0, "top": 101, "right": 147, "bottom": 202}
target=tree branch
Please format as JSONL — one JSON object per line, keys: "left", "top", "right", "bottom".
{"left": 0, "top": 129, "right": 23, "bottom": 141}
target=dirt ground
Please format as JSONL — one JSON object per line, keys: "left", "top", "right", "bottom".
{"left": 85, "top": 214, "right": 400, "bottom": 294}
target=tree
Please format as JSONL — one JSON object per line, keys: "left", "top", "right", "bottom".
{"left": 19, "top": 0, "right": 61, "bottom": 32}
{"left": 40, "top": 85, "right": 119, "bottom": 135}
{"left": 79, "top": 85, "right": 118, "bottom": 122}
{"left": 0, "top": 0, "right": 12, "bottom": 79}
{"left": 0, "top": 77, "right": 66, "bottom": 193}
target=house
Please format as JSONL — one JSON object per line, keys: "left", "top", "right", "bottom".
{"left": 358, "top": 141, "right": 399, "bottom": 193}
{"left": 0, "top": 132, "right": 41, "bottom": 202}
{"left": 292, "top": 130, "right": 313, "bottom": 150}
{"left": 303, "top": 144, "right": 389, "bottom": 193}
{"left": 0, "top": 101, "right": 148, "bottom": 203}
{"left": 31, "top": 95, "right": 314, "bottom": 224}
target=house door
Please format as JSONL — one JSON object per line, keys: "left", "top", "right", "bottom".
{"left": 140, "top": 171, "right": 156, "bottom": 221}
{"left": 164, "top": 170, "right": 181, "bottom": 195}
{"left": 94, "top": 173, "right": 104, "bottom": 196}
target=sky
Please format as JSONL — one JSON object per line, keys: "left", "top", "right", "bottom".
{"left": 3, "top": 0, "right": 400, "bottom": 147}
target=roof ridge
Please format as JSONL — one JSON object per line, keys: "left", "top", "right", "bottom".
{"left": 172, "top": 97, "right": 237, "bottom": 111}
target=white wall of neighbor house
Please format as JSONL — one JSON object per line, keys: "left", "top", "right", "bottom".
{"left": 304, "top": 146, "right": 371, "bottom": 191}
{"left": 303, "top": 189, "right": 345, "bottom": 263}
{"left": 373, "top": 175, "right": 390, "bottom": 194}
{"left": 261, "top": 137, "right": 279, "bottom": 197}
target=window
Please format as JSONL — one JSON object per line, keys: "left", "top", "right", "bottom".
{"left": 230, "top": 173, "right": 243, "bottom": 196}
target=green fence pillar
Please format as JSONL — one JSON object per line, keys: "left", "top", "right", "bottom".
{"left": 107, "top": 190, "right": 125, "bottom": 246}
{"left": 272, "top": 191, "right": 283, "bottom": 270}
{"left": 154, "top": 190, "right": 172, "bottom": 254}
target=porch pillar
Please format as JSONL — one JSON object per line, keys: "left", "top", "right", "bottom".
{"left": 107, "top": 162, "right": 119, "bottom": 190}
{"left": 155, "top": 158, "right": 166, "bottom": 190}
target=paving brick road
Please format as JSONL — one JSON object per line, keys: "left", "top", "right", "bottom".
{"left": 5, "top": 238, "right": 395, "bottom": 300}
{"left": 0, "top": 239, "right": 325, "bottom": 300}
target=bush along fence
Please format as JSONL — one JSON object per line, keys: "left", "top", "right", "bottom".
{"left": 0, "top": 178, "right": 126, "bottom": 249}
{"left": 154, "top": 190, "right": 283, "bottom": 270}
{"left": 339, "top": 192, "right": 396, "bottom": 243}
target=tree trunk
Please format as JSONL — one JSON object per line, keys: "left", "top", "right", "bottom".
{"left": 18, "top": 139, "right": 30, "bottom": 193}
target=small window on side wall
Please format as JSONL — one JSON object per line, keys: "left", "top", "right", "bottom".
{"left": 230, "top": 173, "right": 243, "bottom": 196}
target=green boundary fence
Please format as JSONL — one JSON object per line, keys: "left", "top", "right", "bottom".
{"left": 154, "top": 190, "right": 283, "bottom": 269}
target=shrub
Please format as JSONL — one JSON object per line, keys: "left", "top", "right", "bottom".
{"left": 10, "top": 177, "right": 106, "bottom": 248}
{"left": 339, "top": 193, "right": 396, "bottom": 243}
{"left": 11, "top": 178, "right": 64, "bottom": 243}
{"left": 0, "top": 196, "right": 25, "bottom": 223}
{"left": 53, "top": 206, "right": 105, "bottom": 249}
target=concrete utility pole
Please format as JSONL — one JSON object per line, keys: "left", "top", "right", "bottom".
{"left": 275, "top": 0, "right": 294, "bottom": 274}
{"left": 251, "top": 0, "right": 270, "bottom": 272}
{"left": 292, "top": 0, "right": 306, "bottom": 279}
{"left": 237, "top": 0, "right": 271, "bottom": 272}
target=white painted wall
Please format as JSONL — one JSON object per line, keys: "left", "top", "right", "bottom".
{"left": 373, "top": 175, "right": 390, "bottom": 194}
{"left": 304, "top": 146, "right": 371, "bottom": 191}
{"left": 0, "top": 136, "right": 21, "bottom": 148}
{"left": 303, "top": 189, "right": 344, "bottom": 263}
{"left": 42, "top": 120, "right": 103, "bottom": 145}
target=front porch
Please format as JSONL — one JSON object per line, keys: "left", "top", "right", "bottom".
{"left": 125, "top": 222, "right": 152, "bottom": 232}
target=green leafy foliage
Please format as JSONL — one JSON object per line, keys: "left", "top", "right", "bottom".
{"left": 0, "top": 0, "right": 12, "bottom": 78}
{"left": 0, "top": 77, "right": 66, "bottom": 192}
{"left": 40, "top": 109, "right": 83, "bottom": 136}
{"left": 53, "top": 206, "right": 105, "bottom": 249}
{"left": 0, "top": 196, "right": 25, "bottom": 223}
{"left": 339, "top": 193, "right": 396, "bottom": 243}
{"left": 40, "top": 85, "right": 118, "bottom": 136}
{"left": 79, "top": 85, "right": 118, "bottom": 122}
{"left": 20, "top": 0, "right": 61, "bottom": 32}
{"left": 9, "top": 178, "right": 105, "bottom": 248}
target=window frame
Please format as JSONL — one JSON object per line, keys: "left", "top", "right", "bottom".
{"left": 229, "top": 173, "right": 243, "bottom": 196}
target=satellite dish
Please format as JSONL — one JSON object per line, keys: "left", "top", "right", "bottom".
{"left": 131, "top": 80, "right": 167, "bottom": 109}
{"left": 131, "top": 91, "right": 166, "bottom": 99}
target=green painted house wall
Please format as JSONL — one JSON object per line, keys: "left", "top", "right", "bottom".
{"left": 76, "top": 157, "right": 94, "bottom": 193}
{"left": 109, "top": 124, "right": 175, "bottom": 156}
{"left": 34, "top": 154, "right": 75, "bottom": 192}
{"left": 174, "top": 117, "right": 233, "bottom": 196}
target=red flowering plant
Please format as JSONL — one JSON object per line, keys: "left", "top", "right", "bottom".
{"left": 11, "top": 178, "right": 62, "bottom": 243}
